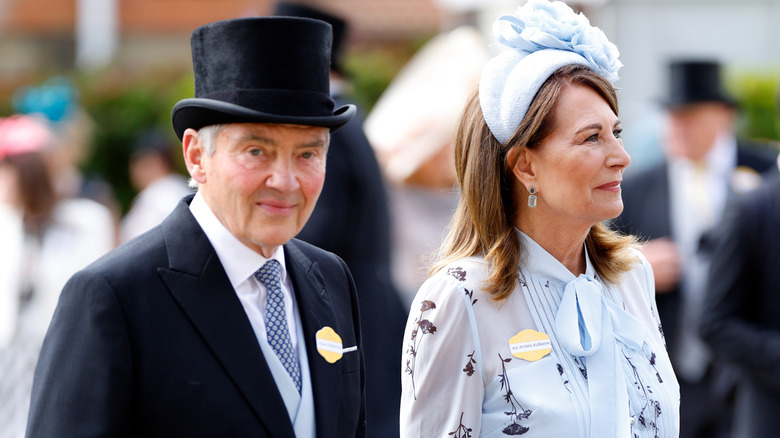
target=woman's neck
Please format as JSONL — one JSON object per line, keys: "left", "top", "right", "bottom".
{"left": 517, "top": 213, "right": 589, "bottom": 276}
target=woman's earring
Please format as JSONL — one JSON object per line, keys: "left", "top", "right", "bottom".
{"left": 528, "top": 187, "right": 537, "bottom": 208}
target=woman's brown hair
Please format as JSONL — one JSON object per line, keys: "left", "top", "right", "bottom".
{"left": 2, "top": 152, "right": 57, "bottom": 235}
{"left": 432, "top": 64, "right": 637, "bottom": 301}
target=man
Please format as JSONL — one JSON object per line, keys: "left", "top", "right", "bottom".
{"left": 701, "top": 166, "right": 780, "bottom": 438}
{"left": 273, "top": 4, "right": 406, "bottom": 438}
{"left": 26, "top": 17, "right": 365, "bottom": 437}
{"left": 120, "top": 128, "right": 192, "bottom": 243}
{"left": 615, "top": 59, "right": 777, "bottom": 438}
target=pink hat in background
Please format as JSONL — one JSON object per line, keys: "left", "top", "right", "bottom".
{"left": 0, "top": 115, "right": 53, "bottom": 160}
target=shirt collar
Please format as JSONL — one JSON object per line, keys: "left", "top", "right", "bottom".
{"left": 189, "top": 191, "right": 287, "bottom": 288}
{"left": 516, "top": 228, "right": 596, "bottom": 282}
{"left": 706, "top": 132, "right": 737, "bottom": 175}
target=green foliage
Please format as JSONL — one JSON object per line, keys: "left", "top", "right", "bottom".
{"left": 726, "top": 69, "right": 780, "bottom": 144}
{"left": 72, "top": 68, "right": 193, "bottom": 213}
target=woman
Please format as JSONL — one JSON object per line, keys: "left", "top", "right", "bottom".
{"left": 0, "top": 114, "right": 115, "bottom": 437}
{"left": 399, "top": 1, "right": 680, "bottom": 437}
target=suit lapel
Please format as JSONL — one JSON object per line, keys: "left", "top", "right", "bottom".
{"left": 284, "top": 240, "right": 342, "bottom": 437}
{"left": 156, "top": 199, "right": 295, "bottom": 437}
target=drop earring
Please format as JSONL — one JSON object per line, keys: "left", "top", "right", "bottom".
{"left": 527, "top": 187, "right": 537, "bottom": 208}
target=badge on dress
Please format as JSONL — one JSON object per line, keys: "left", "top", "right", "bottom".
{"left": 509, "top": 329, "right": 552, "bottom": 361}
{"left": 315, "top": 326, "right": 357, "bottom": 363}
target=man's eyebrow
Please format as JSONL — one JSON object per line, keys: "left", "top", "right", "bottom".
{"left": 238, "top": 133, "right": 275, "bottom": 145}
{"left": 236, "top": 132, "right": 327, "bottom": 148}
{"left": 298, "top": 138, "right": 327, "bottom": 149}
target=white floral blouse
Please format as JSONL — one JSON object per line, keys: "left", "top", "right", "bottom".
{"left": 400, "top": 231, "right": 680, "bottom": 437}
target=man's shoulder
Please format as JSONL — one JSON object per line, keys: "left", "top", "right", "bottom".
{"left": 736, "top": 138, "right": 778, "bottom": 173}
{"left": 84, "top": 226, "right": 169, "bottom": 280}
{"left": 286, "top": 238, "right": 343, "bottom": 268}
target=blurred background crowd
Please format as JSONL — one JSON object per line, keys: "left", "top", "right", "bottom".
{"left": 0, "top": 0, "right": 779, "bottom": 437}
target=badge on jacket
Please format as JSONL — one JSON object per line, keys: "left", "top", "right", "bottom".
{"left": 316, "top": 326, "right": 357, "bottom": 363}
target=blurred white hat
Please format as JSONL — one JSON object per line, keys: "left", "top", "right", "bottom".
{"left": 364, "top": 26, "right": 490, "bottom": 184}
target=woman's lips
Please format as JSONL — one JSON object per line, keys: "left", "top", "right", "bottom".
{"left": 596, "top": 181, "right": 621, "bottom": 192}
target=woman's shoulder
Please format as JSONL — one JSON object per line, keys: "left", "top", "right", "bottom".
{"left": 611, "top": 247, "right": 665, "bottom": 341}
{"left": 433, "top": 256, "right": 489, "bottom": 284}
{"left": 414, "top": 256, "right": 490, "bottom": 311}
{"left": 621, "top": 247, "right": 654, "bottom": 297}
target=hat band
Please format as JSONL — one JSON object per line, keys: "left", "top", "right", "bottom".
{"left": 202, "top": 89, "right": 336, "bottom": 117}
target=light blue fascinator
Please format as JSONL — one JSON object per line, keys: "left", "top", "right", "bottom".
{"left": 479, "top": 0, "right": 623, "bottom": 144}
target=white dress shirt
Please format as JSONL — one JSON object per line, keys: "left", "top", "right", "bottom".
{"left": 189, "top": 192, "right": 299, "bottom": 354}
{"left": 668, "top": 132, "right": 737, "bottom": 381}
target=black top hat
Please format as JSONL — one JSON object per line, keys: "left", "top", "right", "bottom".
{"left": 663, "top": 59, "right": 735, "bottom": 108}
{"left": 273, "top": 2, "right": 347, "bottom": 76}
{"left": 171, "top": 17, "right": 355, "bottom": 140}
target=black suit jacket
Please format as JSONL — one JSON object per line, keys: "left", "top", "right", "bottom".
{"left": 26, "top": 197, "right": 366, "bottom": 437}
{"left": 699, "top": 175, "right": 780, "bottom": 437}
{"left": 614, "top": 141, "right": 777, "bottom": 362}
{"left": 297, "top": 95, "right": 405, "bottom": 438}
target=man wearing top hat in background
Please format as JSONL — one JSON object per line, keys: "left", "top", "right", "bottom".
{"left": 26, "top": 16, "right": 365, "bottom": 438}
{"left": 272, "top": 4, "right": 405, "bottom": 438}
{"left": 615, "top": 59, "right": 777, "bottom": 438}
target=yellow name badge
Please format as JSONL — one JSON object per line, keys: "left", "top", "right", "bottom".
{"left": 509, "top": 329, "right": 552, "bottom": 361}
{"left": 316, "top": 326, "right": 355, "bottom": 363}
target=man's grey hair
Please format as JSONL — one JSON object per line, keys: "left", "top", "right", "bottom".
{"left": 188, "top": 124, "right": 223, "bottom": 189}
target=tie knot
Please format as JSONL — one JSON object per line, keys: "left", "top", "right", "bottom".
{"left": 255, "top": 259, "right": 282, "bottom": 288}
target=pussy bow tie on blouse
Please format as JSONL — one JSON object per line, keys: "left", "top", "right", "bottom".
{"left": 554, "top": 274, "right": 647, "bottom": 437}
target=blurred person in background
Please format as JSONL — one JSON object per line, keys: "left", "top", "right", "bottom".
{"left": 120, "top": 127, "right": 192, "bottom": 243}
{"left": 400, "top": 1, "right": 679, "bottom": 436}
{"left": 0, "top": 114, "right": 115, "bottom": 437}
{"left": 615, "top": 59, "right": 778, "bottom": 438}
{"left": 364, "top": 25, "right": 489, "bottom": 306}
{"left": 273, "top": 3, "right": 406, "bottom": 437}
{"left": 14, "top": 77, "right": 121, "bottom": 222}
{"left": 700, "top": 157, "right": 780, "bottom": 438}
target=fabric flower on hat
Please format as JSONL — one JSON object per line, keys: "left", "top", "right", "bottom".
{"left": 479, "top": 0, "right": 622, "bottom": 144}
{"left": 494, "top": 0, "right": 622, "bottom": 82}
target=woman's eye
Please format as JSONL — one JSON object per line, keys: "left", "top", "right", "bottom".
{"left": 586, "top": 133, "right": 599, "bottom": 142}
{"left": 613, "top": 128, "right": 623, "bottom": 139}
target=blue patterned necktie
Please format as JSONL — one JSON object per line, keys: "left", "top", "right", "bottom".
{"left": 254, "top": 259, "right": 301, "bottom": 393}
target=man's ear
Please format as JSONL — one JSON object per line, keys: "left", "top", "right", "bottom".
{"left": 183, "top": 128, "right": 207, "bottom": 185}
{"left": 508, "top": 147, "right": 536, "bottom": 189}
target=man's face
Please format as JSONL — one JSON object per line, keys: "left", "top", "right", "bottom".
{"left": 186, "top": 123, "right": 329, "bottom": 257}
{"left": 666, "top": 102, "right": 734, "bottom": 161}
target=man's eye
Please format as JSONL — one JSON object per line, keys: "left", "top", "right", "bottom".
{"left": 301, "top": 151, "right": 314, "bottom": 159}
{"left": 250, "top": 149, "right": 263, "bottom": 156}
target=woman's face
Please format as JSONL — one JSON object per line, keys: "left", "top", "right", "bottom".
{"left": 0, "top": 161, "right": 20, "bottom": 207}
{"left": 517, "top": 83, "right": 630, "bottom": 229}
